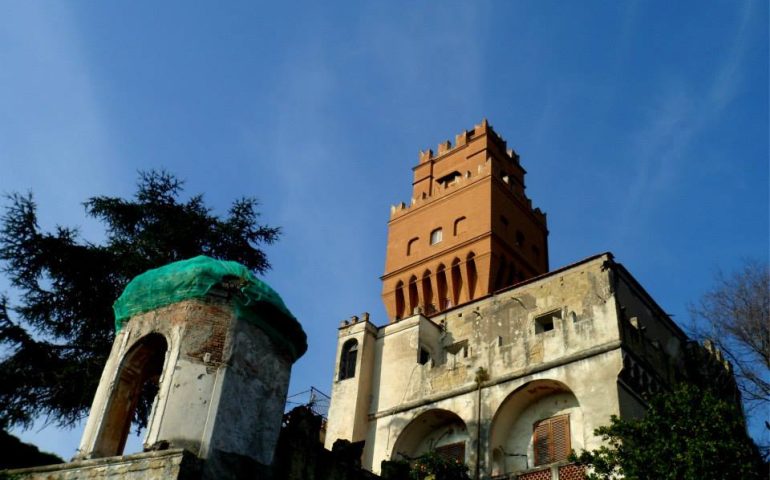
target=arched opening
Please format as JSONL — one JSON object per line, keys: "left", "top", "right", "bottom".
{"left": 421, "top": 270, "right": 434, "bottom": 314}
{"left": 453, "top": 217, "right": 467, "bottom": 236}
{"left": 466, "top": 252, "right": 477, "bottom": 300}
{"left": 407, "top": 237, "right": 419, "bottom": 256}
{"left": 436, "top": 264, "right": 448, "bottom": 311}
{"left": 395, "top": 281, "right": 405, "bottom": 320}
{"left": 93, "top": 333, "right": 168, "bottom": 458}
{"left": 408, "top": 275, "right": 419, "bottom": 315}
{"left": 339, "top": 339, "right": 358, "bottom": 380}
{"left": 430, "top": 228, "right": 443, "bottom": 245}
{"left": 392, "top": 409, "right": 469, "bottom": 465}
{"left": 450, "top": 258, "right": 463, "bottom": 306}
{"left": 489, "top": 379, "right": 583, "bottom": 477}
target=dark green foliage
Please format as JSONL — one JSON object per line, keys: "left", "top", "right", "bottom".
{"left": 0, "top": 171, "right": 279, "bottom": 431}
{"left": 408, "top": 452, "right": 471, "bottom": 480}
{"left": 0, "top": 429, "right": 62, "bottom": 469}
{"left": 571, "top": 383, "right": 765, "bottom": 480}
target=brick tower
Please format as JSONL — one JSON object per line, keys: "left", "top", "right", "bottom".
{"left": 381, "top": 120, "right": 549, "bottom": 322}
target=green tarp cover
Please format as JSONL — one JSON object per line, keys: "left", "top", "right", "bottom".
{"left": 113, "top": 255, "right": 306, "bottom": 360}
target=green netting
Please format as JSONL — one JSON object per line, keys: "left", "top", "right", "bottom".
{"left": 113, "top": 255, "right": 306, "bottom": 360}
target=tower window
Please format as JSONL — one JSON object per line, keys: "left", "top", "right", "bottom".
{"left": 453, "top": 217, "right": 467, "bottom": 236}
{"left": 535, "top": 310, "right": 562, "bottom": 334}
{"left": 515, "top": 230, "right": 525, "bottom": 247}
{"left": 430, "top": 228, "right": 443, "bottom": 245}
{"left": 407, "top": 237, "right": 419, "bottom": 256}
{"left": 339, "top": 339, "right": 358, "bottom": 380}
{"left": 533, "top": 415, "right": 571, "bottom": 466}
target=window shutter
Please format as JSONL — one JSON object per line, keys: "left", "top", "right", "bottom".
{"left": 533, "top": 420, "right": 551, "bottom": 465}
{"left": 435, "top": 442, "right": 465, "bottom": 464}
{"left": 551, "top": 415, "right": 571, "bottom": 462}
{"left": 533, "top": 414, "right": 571, "bottom": 466}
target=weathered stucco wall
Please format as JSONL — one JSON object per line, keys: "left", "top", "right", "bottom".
{"left": 328, "top": 254, "right": 630, "bottom": 477}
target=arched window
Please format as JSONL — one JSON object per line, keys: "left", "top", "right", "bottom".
{"left": 436, "top": 264, "right": 448, "bottom": 310}
{"left": 451, "top": 258, "right": 462, "bottom": 305}
{"left": 407, "top": 237, "right": 419, "bottom": 256}
{"left": 533, "top": 415, "right": 571, "bottom": 466}
{"left": 430, "top": 228, "right": 443, "bottom": 245}
{"left": 421, "top": 270, "right": 434, "bottom": 314}
{"left": 453, "top": 217, "right": 467, "bottom": 236}
{"left": 408, "top": 275, "right": 419, "bottom": 314}
{"left": 395, "top": 281, "right": 405, "bottom": 320}
{"left": 339, "top": 339, "right": 358, "bottom": 380}
{"left": 466, "top": 252, "right": 477, "bottom": 300}
{"left": 93, "top": 333, "right": 167, "bottom": 457}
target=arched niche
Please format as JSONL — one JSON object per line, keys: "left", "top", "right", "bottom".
{"left": 392, "top": 409, "right": 469, "bottom": 464}
{"left": 489, "top": 379, "right": 584, "bottom": 476}
{"left": 93, "top": 333, "right": 168, "bottom": 457}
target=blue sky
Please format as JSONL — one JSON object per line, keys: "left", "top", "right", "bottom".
{"left": 1, "top": 1, "right": 767, "bottom": 458}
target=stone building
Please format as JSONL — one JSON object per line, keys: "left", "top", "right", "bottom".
{"left": 325, "top": 121, "right": 729, "bottom": 479}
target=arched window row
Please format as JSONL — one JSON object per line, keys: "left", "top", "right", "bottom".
{"left": 393, "top": 253, "right": 478, "bottom": 320}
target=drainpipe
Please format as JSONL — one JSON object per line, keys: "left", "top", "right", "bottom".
{"left": 474, "top": 367, "right": 489, "bottom": 480}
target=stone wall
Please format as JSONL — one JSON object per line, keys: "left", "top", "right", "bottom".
{"left": 5, "top": 449, "right": 201, "bottom": 480}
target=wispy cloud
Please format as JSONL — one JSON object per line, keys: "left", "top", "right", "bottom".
{"left": 613, "top": 0, "right": 756, "bottom": 242}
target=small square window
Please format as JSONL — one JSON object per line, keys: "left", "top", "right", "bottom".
{"left": 535, "top": 310, "right": 562, "bottom": 334}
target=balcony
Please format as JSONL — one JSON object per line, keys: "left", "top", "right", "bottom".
{"left": 491, "top": 462, "right": 586, "bottom": 480}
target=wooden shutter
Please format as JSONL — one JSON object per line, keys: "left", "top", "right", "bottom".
{"left": 533, "top": 415, "right": 571, "bottom": 466}
{"left": 435, "top": 442, "right": 465, "bottom": 464}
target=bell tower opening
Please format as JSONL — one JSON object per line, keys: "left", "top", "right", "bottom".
{"left": 382, "top": 120, "right": 549, "bottom": 322}
{"left": 93, "top": 333, "right": 167, "bottom": 457}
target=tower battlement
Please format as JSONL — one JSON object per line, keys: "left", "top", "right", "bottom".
{"left": 382, "top": 121, "right": 549, "bottom": 322}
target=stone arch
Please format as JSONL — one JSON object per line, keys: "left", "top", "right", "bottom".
{"left": 488, "top": 379, "right": 584, "bottom": 476}
{"left": 392, "top": 409, "right": 469, "bottom": 463}
{"left": 93, "top": 332, "right": 168, "bottom": 457}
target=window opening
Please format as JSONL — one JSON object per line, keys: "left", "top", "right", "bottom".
{"left": 93, "top": 333, "right": 167, "bottom": 457}
{"left": 407, "top": 237, "right": 419, "bottom": 256}
{"left": 422, "top": 270, "right": 434, "bottom": 314}
{"left": 436, "top": 265, "right": 448, "bottom": 311}
{"left": 395, "top": 281, "right": 405, "bottom": 320}
{"left": 466, "top": 253, "right": 477, "bottom": 300}
{"left": 338, "top": 339, "right": 358, "bottom": 380}
{"left": 419, "top": 348, "right": 432, "bottom": 365}
{"left": 515, "top": 230, "right": 525, "bottom": 247}
{"left": 451, "top": 259, "right": 463, "bottom": 305}
{"left": 535, "top": 310, "right": 562, "bottom": 334}
{"left": 500, "top": 215, "right": 509, "bottom": 228}
{"left": 435, "top": 442, "right": 465, "bottom": 463}
{"left": 408, "top": 276, "right": 419, "bottom": 315}
{"left": 436, "top": 171, "right": 462, "bottom": 188}
{"left": 453, "top": 217, "right": 467, "bottom": 236}
{"left": 533, "top": 415, "right": 571, "bottom": 466}
{"left": 430, "top": 228, "right": 443, "bottom": 245}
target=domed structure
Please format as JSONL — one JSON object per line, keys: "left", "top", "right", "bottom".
{"left": 76, "top": 256, "right": 306, "bottom": 479}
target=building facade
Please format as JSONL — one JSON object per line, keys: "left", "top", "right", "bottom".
{"left": 325, "top": 122, "right": 725, "bottom": 479}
